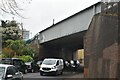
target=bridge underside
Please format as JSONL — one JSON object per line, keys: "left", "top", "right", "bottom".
{"left": 39, "top": 30, "right": 86, "bottom": 60}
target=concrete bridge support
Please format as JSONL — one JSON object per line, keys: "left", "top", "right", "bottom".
{"left": 39, "top": 45, "right": 78, "bottom": 60}
{"left": 84, "top": 3, "right": 120, "bottom": 78}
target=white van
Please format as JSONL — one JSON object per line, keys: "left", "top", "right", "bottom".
{"left": 40, "top": 58, "right": 64, "bottom": 75}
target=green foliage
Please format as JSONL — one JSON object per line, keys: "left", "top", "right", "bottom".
{"left": 22, "top": 46, "right": 36, "bottom": 58}
{"left": 2, "top": 27, "right": 21, "bottom": 40}
{"left": 1, "top": 20, "right": 22, "bottom": 42}
{"left": 1, "top": 20, "right": 18, "bottom": 28}
{"left": 5, "top": 40, "right": 25, "bottom": 56}
{"left": 0, "top": 53, "right": 7, "bottom": 58}
{"left": 1, "top": 20, "right": 7, "bottom": 28}
{"left": 19, "top": 55, "right": 33, "bottom": 62}
{"left": 12, "top": 55, "right": 19, "bottom": 58}
{"left": 2, "top": 47, "right": 14, "bottom": 58}
{"left": 3, "top": 39, "right": 36, "bottom": 59}
{"left": 1, "top": 20, "right": 22, "bottom": 58}
{"left": 1, "top": 20, "right": 37, "bottom": 59}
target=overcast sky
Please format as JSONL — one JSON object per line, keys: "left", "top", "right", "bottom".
{"left": 1, "top": 0, "right": 100, "bottom": 38}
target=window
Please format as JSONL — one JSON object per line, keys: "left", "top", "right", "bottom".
{"left": 0, "top": 67, "right": 5, "bottom": 79}
{"left": 42, "top": 60, "right": 56, "bottom": 65}
{"left": 13, "top": 60, "right": 24, "bottom": 65}
{"left": 20, "top": 60, "right": 25, "bottom": 65}
{"left": 59, "top": 60, "right": 62, "bottom": 64}
{"left": 56, "top": 61, "right": 59, "bottom": 66}
{"left": 13, "top": 60, "right": 21, "bottom": 65}
{"left": 6, "top": 67, "right": 14, "bottom": 75}
{"left": 6, "top": 66, "right": 18, "bottom": 75}
{"left": 12, "top": 66, "right": 18, "bottom": 74}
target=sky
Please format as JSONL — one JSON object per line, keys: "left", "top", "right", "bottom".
{"left": 0, "top": 0, "right": 100, "bottom": 38}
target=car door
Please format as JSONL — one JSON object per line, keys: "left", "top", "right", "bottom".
{"left": 13, "top": 60, "right": 27, "bottom": 74}
{"left": 59, "top": 60, "right": 63, "bottom": 70}
{"left": 20, "top": 60, "right": 27, "bottom": 73}
{"left": 6, "top": 66, "right": 21, "bottom": 80}
{"left": 11, "top": 66, "right": 22, "bottom": 80}
{"left": 56, "top": 60, "right": 61, "bottom": 71}
{"left": 13, "top": 60, "right": 21, "bottom": 72}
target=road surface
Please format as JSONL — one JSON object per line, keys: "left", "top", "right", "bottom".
{"left": 23, "top": 71, "right": 84, "bottom": 80}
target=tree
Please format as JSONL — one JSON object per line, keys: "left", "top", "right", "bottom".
{"left": 1, "top": 20, "right": 22, "bottom": 47}
{"left": 22, "top": 46, "right": 36, "bottom": 58}
{"left": 0, "top": 53, "right": 7, "bottom": 58}
{"left": 2, "top": 47, "right": 14, "bottom": 58}
{"left": 5, "top": 40, "right": 25, "bottom": 56}
{"left": 19, "top": 55, "right": 33, "bottom": 62}
{"left": 4, "top": 40, "right": 36, "bottom": 58}
{"left": 0, "top": 0, "right": 32, "bottom": 17}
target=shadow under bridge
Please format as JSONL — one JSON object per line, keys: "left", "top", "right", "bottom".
{"left": 39, "top": 30, "right": 86, "bottom": 60}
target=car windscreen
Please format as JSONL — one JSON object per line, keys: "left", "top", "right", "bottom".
{"left": 13, "top": 60, "right": 24, "bottom": 66}
{"left": 37, "top": 61, "right": 42, "bottom": 65}
{"left": 42, "top": 59, "right": 57, "bottom": 65}
{"left": 25, "top": 62, "right": 31, "bottom": 65}
{"left": 0, "top": 67, "right": 5, "bottom": 79}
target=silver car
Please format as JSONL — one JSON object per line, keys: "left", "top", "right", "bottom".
{"left": 0, "top": 64, "right": 23, "bottom": 80}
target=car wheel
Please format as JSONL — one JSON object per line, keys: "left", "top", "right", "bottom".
{"left": 24, "top": 69, "right": 27, "bottom": 74}
{"left": 60, "top": 70, "right": 63, "bottom": 75}
{"left": 31, "top": 69, "right": 34, "bottom": 73}
{"left": 40, "top": 72, "right": 43, "bottom": 76}
{"left": 55, "top": 70, "right": 59, "bottom": 75}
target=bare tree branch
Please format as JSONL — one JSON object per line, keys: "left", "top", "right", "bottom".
{"left": 0, "top": 0, "right": 32, "bottom": 18}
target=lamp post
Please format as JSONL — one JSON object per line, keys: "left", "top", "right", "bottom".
{"left": 18, "top": 22, "right": 24, "bottom": 40}
{"left": 0, "top": 27, "right": 2, "bottom": 58}
{"left": 20, "top": 23, "right": 23, "bottom": 39}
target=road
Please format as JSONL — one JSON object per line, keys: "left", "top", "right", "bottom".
{"left": 23, "top": 71, "right": 83, "bottom": 80}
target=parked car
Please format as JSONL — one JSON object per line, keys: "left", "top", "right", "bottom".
{"left": 25, "top": 61, "right": 39, "bottom": 73}
{"left": 37, "top": 60, "right": 43, "bottom": 68}
{"left": 0, "top": 64, "right": 23, "bottom": 80}
{"left": 40, "top": 58, "right": 64, "bottom": 76}
{"left": 64, "top": 61, "right": 70, "bottom": 67}
{"left": 1, "top": 58, "right": 27, "bottom": 74}
{"left": 70, "top": 60, "right": 80, "bottom": 68}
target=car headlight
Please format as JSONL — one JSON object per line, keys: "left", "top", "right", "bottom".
{"left": 52, "top": 66, "right": 56, "bottom": 69}
{"left": 70, "top": 61, "right": 74, "bottom": 64}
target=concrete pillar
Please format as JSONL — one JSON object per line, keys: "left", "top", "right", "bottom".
{"left": 84, "top": 3, "right": 119, "bottom": 78}
{"left": 38, "top": 45, "right": 45, "bottom": 60}
{"left": 60, "top": 48, "right": 73, "bottom": 60}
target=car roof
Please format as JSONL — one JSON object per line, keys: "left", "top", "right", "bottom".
{"left": 44, "top": 58, "right": 63, "bottom": 61}
{"left": 2, "top": 58, "right": 20, "bottom": 60}
{"left": 0, "top": 64, "right": 13, "bottom": 68}
{"left": 2, "top": 58, "right": 23, "bottom": 61}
